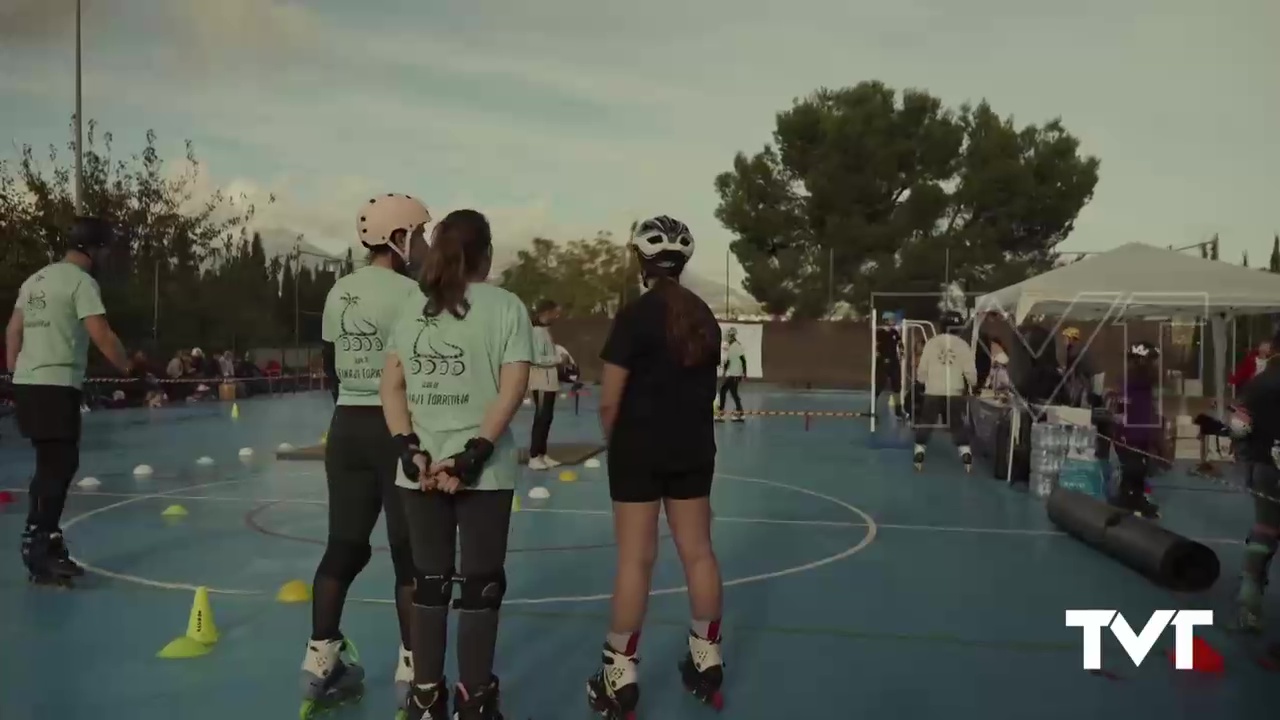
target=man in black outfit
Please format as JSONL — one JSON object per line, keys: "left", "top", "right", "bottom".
{"left": 1234, "top": 328, "right": 1280, "bottom": 632}
{"left": 875, "top": 311, "right": 904, "bottom": 418}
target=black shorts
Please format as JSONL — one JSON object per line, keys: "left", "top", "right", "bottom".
{"left": 14, "top": 384, "right": 82, "bottom": 442}
{"left": 876, "top": 361, "right": 902, "bottom": 394}
{"left": 607, "top": 454, "right": 714, "bottom": 503}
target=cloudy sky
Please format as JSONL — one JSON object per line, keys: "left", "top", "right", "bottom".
{"left": 2, "top": 0, "right": 1277, "bottom": 287}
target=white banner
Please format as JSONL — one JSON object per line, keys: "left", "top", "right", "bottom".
{"left": 719, "top": 322, "right": 764, "bottom": 379}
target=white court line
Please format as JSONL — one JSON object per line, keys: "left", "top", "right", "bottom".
{"left": 41, "top": 474, "right": 880, "bottom": 603}
{"left": 19, "top": 486, "right": 1242, "bottom": 546}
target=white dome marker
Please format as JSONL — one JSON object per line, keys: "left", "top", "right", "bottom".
{"left": 238, "top": 447, "right": 254, "bottom": 459}
{"left": 77, "top": 476, "right": 101, "bottom": 489}
{"left": 196, "top": 456, "right": 215, "bottom": 467}
{"left": 277, "top": 443, "right": 295, "bottom": 453}
{"left": 528, "top": 486, "right": 550, "bottom": 500}
{"left": 133, "top": 464, "right": 154, "bottom": 478}
{"left": 584, "top": 458, "right": 601, "bottom": 469}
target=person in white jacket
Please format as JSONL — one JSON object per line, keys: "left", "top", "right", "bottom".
{"left": 528, "top": 299, "right": 563, "bottom": 469}
{"left": 913, "top": 311, "right": 977, "bottom": 471}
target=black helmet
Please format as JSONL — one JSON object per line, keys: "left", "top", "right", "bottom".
{"left": 939, "top": 310, "right": 965, "bottom": 333}
{"left": 1128, "top": 341, "right": 1159, "bottom": 360}
{"left": 68, "top": 216, "right": 113, "bottom": 253}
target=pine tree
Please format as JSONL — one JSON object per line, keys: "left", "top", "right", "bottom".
{"left": 1210, "top": 234, "right": 1220, "bottom": 260}
{"left": 1242, "top": 250, "right": 1249, "bottom": 267}
{"left": 1270, "top": 234, "right": 1280, "bottom": 273}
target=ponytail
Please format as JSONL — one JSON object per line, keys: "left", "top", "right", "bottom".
{"left": 421, "top": 209, "right": 492, "bottom": 319}
{"left": 651, "top": 277, "right": 717, "bottom": 367}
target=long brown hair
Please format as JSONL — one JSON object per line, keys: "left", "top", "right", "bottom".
{"left": 421, "top": 209, "right": 491, "bottom": 319}
{"left": 650, "top": 276, "right": 718, "bottom": 367}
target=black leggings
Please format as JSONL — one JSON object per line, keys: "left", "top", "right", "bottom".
{"left": 913, "top": 394, "right": 970, "bottom": 447}
{"left": 401, "top": 488, "right": 514, "bottom": 689}
{"left": 314, "top": 406, "right": 414, "bottom": 645}
{"left": 718, "top": 377, "right": 742, "bottom": 412}
{"left": 530, "top": 391, "right": 556, "bottom": 457}
{"left": 15, "top": 384, "right": 82, "bottom": 532}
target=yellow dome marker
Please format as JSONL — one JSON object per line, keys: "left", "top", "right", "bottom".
{"left": 558, "top": 470, "right": 577, "bottom": 483}
{"left": 276, "top": 579, "right": 312, "bottom": 604}
{"left": 161, "top": 504, "right": 188, "bottom": 517}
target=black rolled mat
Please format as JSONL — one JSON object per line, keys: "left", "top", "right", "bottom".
{"left": 1047, "top": 488, "right": 1219, "bottom": 592}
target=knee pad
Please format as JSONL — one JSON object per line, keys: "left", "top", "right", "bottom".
{"left": 413, "top": 570, "right": 454, "bottom": 609}
{"left": 316, "top": 540, "right": 373, "bottom": 585}
{"left": 389, "top": 543, "right": 415, "bottom": 586}
{"left": 1243, "top": 531, "right": 1279, "bottom": 580}
{"left": 453, "top": 569, "right": 506, "bottom": 612}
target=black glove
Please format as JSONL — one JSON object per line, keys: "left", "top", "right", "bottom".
{"left": 394, "top": 433, "right": 430, "bottom": 482}
{"left": 441, "top": 437, "right": 495, "bottom": 488}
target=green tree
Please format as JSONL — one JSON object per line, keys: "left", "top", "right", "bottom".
{"left": 1243, "top": 250, "right": 1250, "bottom": 267}
{"left": 1270, "top": 234, "right": 1279, "bottom": 273}
{"left": 1, "top": 117, "right": 336, "bottom": 364}
{"left": 714, "top": 81, "right": 1101, "bottom": 318}
{"left": 497, "top": 233, "right": 632, "bottom": 316}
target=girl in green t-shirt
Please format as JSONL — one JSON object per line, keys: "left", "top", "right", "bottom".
{"left": 380, "top": 209, "right": 533, "bottom": 720}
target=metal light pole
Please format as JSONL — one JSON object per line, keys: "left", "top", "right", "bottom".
{"left": 74, "top": 0, "right": 84, "bottom": 215}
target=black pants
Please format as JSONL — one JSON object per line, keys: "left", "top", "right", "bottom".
{"left": 875, "top": 360, "right": 902, "bottom": 395}
{"left": 314, "top": 406, "right": 413, "bottom": 640}
{"left": 718, "top": 377, "right": 742, "bottom": 412}
{"left": 913, "top": 394, "right": 969, "bottom": 447}
{"left": 530, "top": 391, "right": 556, "bottom": 457}
{"left": 1113, "top": 443, "right": 1149, "bottom": 502}
{"left": 400, "top": 487, "right": 514, "bottom": 688}
{"left": 1247, "top": 462, "right": 1280, "bottom": 527}
{"left": 14, "top": 385, "right": 82, "bottom": 532}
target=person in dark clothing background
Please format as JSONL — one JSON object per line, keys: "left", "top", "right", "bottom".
{"left": 587, "top": 215, "right": 726, "bottom": 718}
{"left": 875, "top": 311, "right": 904, "bottom": 417}
{"left": 1232, "top": 328, "right": 1280, "bottom": 632}
{"left": 1109, "top": 341, "right": 1162, "bottom": 519}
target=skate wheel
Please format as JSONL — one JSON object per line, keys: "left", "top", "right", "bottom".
{"left": 710, "top": 690, "right": 724, "bottom": 710}
{"left": 394, "top": 711, "right": 408, "bottom": 720}
{"left": 299, "top": 700, "right": 316, "bottom": 720}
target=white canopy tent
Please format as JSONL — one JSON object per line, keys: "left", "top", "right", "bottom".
{"left": 972, "top": 242, "right": 1280, "bottom": 416}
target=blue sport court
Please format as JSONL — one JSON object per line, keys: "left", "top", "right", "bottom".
{"left": 0, "top": 388, "right": 1271, "bottom": 719}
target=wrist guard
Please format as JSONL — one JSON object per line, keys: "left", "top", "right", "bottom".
{"left": 394, "top": 433, "right": 430, "bottom": 481}
{"left": 444, "top": 437, "right": 495, "bottom": 488}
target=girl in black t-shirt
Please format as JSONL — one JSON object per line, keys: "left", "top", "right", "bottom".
{"left": 587, "top": 216, "right": 726, "bottom": 717}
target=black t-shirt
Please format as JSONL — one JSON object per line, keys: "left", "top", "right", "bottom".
{"left": 875, "top": 327, "right": 901, "bottom": 365}
{"left": 1241, "top": 362, "right": 1280, "bottom": 466}
{"left": 600, "top": 288, "right": 719, "bottom": 470}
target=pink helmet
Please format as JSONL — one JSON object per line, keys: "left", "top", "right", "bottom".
{"left": 356, "top": 194, "right": 431, "bottom": 260}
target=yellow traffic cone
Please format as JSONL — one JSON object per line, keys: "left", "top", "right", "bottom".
{"left": 157, "top": 586, "right": 218, "bottom": 658}
{"left": 230, "top": 403, "right": 240, "bottom": 420}
{"left": 276, "top": 579, "right": 312, "bottom": 604}
{"left": 511, "top": 494, "right": 521, "bottom": 512}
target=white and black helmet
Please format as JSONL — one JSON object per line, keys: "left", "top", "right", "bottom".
{"left": 1128, "top": 341, "right": 1159, "bottom": 360}
{"left": 630, "top": 215, "right": 694, "bottom": 280}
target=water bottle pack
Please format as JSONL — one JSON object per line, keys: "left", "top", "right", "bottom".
{"left": 1030, "top": 422, "right": 1104, "bottom": 499}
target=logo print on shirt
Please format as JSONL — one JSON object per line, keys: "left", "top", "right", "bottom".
{"left": 25, "top": 290, "right": 47, "bottom": 312}
{"left": 408, "top": 316, "right": 466, "bottom": 376}
{"left": 336, "top": 293, "right": 383, "bottom": 352}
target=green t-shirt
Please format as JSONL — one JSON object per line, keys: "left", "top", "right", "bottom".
{"left": 724, "top": 340, "right": 747, "bottom": 377}
{"left": 321, "top": 265, "right": 420, "bottom": 406}
{"left": 388, "top": 283, "right": 534, "bottom": 491}
{"left": 12, "top": 262, "right": 105, "bottom": 389}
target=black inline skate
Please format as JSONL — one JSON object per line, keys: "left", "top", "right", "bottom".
{"left": 913, "top": 445, "right": 926, "bottom": 472}
{"left": 453, "top": 676, "right": 502, "bottom": 720}
{"left": 587, "top": 644, "right": 640, "bottom": 719}
{"left": 400, "top": 677, "right": 448, "bottom": 720}
{"left": 22, "top": 527, "right": 78, "bottom": 587}
{"left": 959, "top": 446, "right": 973, "bottom": 474}
{"left": 678, "top": 629, "right": 724, "bottom": 711}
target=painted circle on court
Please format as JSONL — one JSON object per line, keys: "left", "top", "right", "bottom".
{"left": 242, "top": 499, "right": 673, "bottom": 554}
{"left": 65, "top": 471, "right": 878, "bottom": 604}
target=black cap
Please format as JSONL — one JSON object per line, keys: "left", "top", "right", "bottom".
{"left": 68, "top": 216, "right": 113, "bottom": 251}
